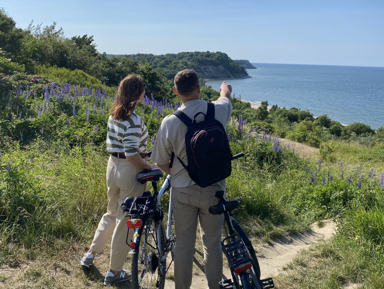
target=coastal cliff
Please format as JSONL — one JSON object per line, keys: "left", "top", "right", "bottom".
{"left": 195, "top": 64, "right": 249, "bottom": 79}
{"left": 113, "top": 51, "right": 250, "bottom": 80}
{"left": 235, "top": 59, "right": 257, "bottom": 69}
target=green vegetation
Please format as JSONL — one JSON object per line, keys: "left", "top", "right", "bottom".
{"left": 1, "top": 8, "right": 384, "bottom": 289}
{"left": 113, "top": 52, "right": 248, "bottom": 79}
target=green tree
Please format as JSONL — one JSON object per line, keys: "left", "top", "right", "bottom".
{"left": 345, "top": 122, "right": 375, "bottom": 136}
{"left": 314, "top": 114, "right": 332, "bottom": 128}
{"left": 0, "top": 9, "right": 24, "bottom": 62}
{"left": 256, "top": 101, "right": 269, "bottom": 120}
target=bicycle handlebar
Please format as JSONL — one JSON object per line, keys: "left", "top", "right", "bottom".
{"left": 232, "top": 152, "right": 244, "bottom": 160}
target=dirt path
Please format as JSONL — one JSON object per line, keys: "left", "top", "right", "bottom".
{"left": 164, "top": 220, "right": 336, "bottom": 288}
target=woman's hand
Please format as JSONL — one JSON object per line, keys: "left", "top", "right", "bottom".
{"left": 126, "top": 153, "right": 158, "bottom": 170}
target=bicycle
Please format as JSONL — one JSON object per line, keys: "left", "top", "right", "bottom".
{"left": 121, "top": 168, "right": 175, "bottom": 289}
{"left": 209, "top": 190, "right": 275, "bottom": 289}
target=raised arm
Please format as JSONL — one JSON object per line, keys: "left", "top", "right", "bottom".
{"left": 219, "top": 81, "right": 232, "bottom": 100}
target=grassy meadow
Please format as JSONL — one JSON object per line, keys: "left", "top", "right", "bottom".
{"left": 1, "top": 72, "right": 384, "bottom": 289}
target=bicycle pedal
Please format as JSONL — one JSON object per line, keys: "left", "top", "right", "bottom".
{"left": 219, "top": 279, "right": 233, "bottom": 289}
{"left": 261, "top": 277, "right": 275, "bottom": 288}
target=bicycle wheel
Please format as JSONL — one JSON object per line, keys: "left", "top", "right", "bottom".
{"left": 231, "top": 218, "right": 261, "bottom": 281}
{"left": 240, "top": 272, "right": 253, "bottom": 289}
{"left": 131, "top": 218, "right": 167, "bottom": 289}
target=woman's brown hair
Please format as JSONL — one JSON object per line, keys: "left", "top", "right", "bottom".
{"left": 109, "top": 74, "right": 145, "bottom": 120}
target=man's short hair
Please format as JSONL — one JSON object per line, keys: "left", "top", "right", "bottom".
{"left": 174, "top": 69, "right": 199, "bottom": 96}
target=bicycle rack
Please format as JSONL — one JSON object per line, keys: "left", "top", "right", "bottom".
{"left": 222, "top": 233, "right": 252, "bottom": 273}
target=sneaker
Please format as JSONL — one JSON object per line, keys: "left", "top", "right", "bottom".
{"left": 80, "top": 252, "right": 94, "bottom": 268}
{"left": 104, "top": 269, "right": 131, "bottom": 286}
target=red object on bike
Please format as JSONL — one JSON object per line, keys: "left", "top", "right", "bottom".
{"left": 127, "top": 219, "right": 142, "bottom": 228}
{"left": 233, "top": 262, "right": 252, "bottom": 274}
{"left": 130, "top": 242, "right": 136, "bottom": 249}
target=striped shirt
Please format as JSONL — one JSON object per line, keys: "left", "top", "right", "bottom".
{"left": 106, "top": 112, "right": 148, "bottom": 156}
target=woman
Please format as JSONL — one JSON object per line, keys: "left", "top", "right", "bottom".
{"left": 80, "top": 74, "right": 157, "bottom": 286}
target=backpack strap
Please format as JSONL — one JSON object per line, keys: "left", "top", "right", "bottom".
{"left": 206, "top": 102, "right": 215, "bottom": 120}
{"left": 173, "top": 110, "right": 193, "bottom": 127}
{"left": 172, "top": 110, "right": 191, "bottom": 171}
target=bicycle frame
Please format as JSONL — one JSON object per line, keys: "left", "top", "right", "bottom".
{"left": 123, "top": 170, "right": 175, "bottom": 289}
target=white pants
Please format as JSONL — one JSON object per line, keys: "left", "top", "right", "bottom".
{"left": 89, "top": 155, "right": 146, "bottom": 271}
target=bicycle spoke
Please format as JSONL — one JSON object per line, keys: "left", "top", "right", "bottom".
{"left": 132, "top": 220, "right": 164, "bottom": 289}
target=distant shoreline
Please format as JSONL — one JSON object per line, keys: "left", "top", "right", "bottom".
{"left": 238, "top": 99, "right": 274, "bottom": 111}
{"left": 240, "top": 99, "right": 261, "bottom": 109}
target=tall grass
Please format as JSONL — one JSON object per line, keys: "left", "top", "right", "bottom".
{"left": 1, "top": 74, "right": 384, "bottom": 287}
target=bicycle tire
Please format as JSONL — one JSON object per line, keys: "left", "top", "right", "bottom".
{"left": 240, "top": 272, "right": 253, "bottom": 289}
{"left": 131, "top": 218, "right": 167, "bottom": 289}
{"left": 231, "top": 218, "right": 261, "bottom": 281}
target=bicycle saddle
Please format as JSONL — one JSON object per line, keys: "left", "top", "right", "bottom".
{"left": 137, "top": 169, "right": 163, "bottom": 184}
{"left": 209, "top": 199, "right": 240, "bottom": 215}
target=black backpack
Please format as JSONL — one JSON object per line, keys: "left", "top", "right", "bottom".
{"left": 173, "top": 102, "right": 233, "bottom": 187}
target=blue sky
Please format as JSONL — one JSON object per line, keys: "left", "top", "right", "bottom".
{"left": 2, "top": 0, "right": 384, "bottom": 67}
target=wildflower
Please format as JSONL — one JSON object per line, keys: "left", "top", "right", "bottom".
{"left": 6, "top": 162, "right": 12, "bottom": 172}
{"left": 358, "top": 179, "right": 362, "bottom": 189}
{"left": 380, "top": 173, "right": 384, "bottom": 191}
{"left": 318, "top": 159, "right": 322, "bottom": 172}
{"left": 272, "top": 138, "right": 281, "bottom": 152}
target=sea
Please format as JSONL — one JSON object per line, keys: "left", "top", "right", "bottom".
{"left": 206, "top": 63, "right": 384, "bottom": 130}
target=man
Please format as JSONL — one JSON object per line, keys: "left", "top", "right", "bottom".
{"left": 151, "top": 69, "right": 232, "bottom": 289}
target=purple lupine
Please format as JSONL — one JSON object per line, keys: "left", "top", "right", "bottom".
{"left": 358, "top": 179, "right": 362, "bottom": 189}
{"left": 369, "top": 169, "right": 376, "bottom": 179}
{"left": 318, "top": 159, "right": 322, "bottom": 172}
{"left": 16, "top": 83, "right": 23, "bottom": 96}
{"left": 86, "top": 109, "right": 90, "bottom": 124}
{"left": 238, "top": 115, "right": 244, "bottom": 132}
{"left": 6, "top": 162, "right": 12, "bottom": 172}
{"left": 328, "top": 171, "right": 332, "bottom": 183}
{"left": 347, "top": 176, "right": 352, "bottom": 184}
{"left": 272, "top": 138, "right": 281, "bottom": 152}
{"left": 73, "top": 102, "right": 76, "bottom": 116}
{"left": 310, "top": 170, "right": 315, "bottom": 184}
{"left": 380, "top": 173, "right": 384, "bottom": 191}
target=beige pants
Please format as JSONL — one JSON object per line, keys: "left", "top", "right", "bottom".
{"left": 90, "top": 155, "right": 146, "bottom": 271}
{"left": 172, "top": 184, "right": 224, "bottom": 289}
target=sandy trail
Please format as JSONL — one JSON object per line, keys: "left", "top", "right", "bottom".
{"left": 164, "top": 220, "right": 336, "bottom": 289}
